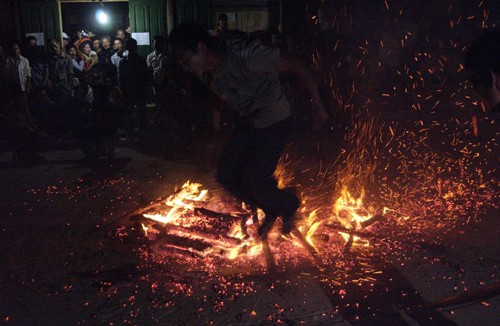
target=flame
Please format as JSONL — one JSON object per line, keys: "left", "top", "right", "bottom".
{"left": 299, "top": 210, "right": 323, "bottom": 250}
{"left": 141, "top": 223, "right": 148, "bottom": 236}
{"left": 203, "top": 222, "right": 263, "bottom": 260}
{"left": 332, "top": 186, "right": 374, "bottom": 247}
{"left": 334, "top": 186, "right": 372, "bottom": 229}
{"left": 141, "top": 180, "right": 385, "bottom": 260}
{"left": 143, "top": 181, "right": 207, "bottom": 226}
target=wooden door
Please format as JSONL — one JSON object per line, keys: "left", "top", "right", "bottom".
{"left": 129, "top": 0, "right": 165, "bottom": 57}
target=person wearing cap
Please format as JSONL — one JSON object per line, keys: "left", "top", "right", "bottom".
{"left": 62, "top": 32, "right": 70, "bottom": 53}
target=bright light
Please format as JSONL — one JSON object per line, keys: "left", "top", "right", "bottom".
{"left": 96, "top": 9, "right": 109, "bottom": 25}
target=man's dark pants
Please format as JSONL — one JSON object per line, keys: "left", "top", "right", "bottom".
{"left": 216, "top": 117, "right": 300, "bottom": 224}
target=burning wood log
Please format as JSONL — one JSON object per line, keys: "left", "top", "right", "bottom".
{"left": 159, "top": 242, "right": 207, "bottom": 258}
{"left": 323, "top": 224, "right": 380, "bottom": 239}
{"left": 261, "top": 236, "right": 277, "bottom": 273}
{"left": 161, "top": 223, "right": 243, "bottom": 246}
{"left": 193, "top": 207, "right": 246, "bottom": 220}
{"left": 292, "top": 229, "right": 319, "bottom": 261}
{"left": 96, "top": 193, "right": 176, "bottom": 232}
{"left": 144, "top": 220, "right": 243, "bottom": 248}
{"left": 359, "top": 214, "right": 385, "bottom": 228}
{"left": 430, "top": 282, "right": 500, "bottom": 308}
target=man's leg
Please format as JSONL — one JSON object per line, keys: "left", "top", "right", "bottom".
{"left": 240, "top": 119, "right": 300, "bottom": 235}
{"left": 216, "top": 127, "right": 256, "bottom": 205}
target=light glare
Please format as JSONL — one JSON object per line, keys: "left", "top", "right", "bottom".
{"left": 96, "top": 10, "right": 109, "bottom": 25}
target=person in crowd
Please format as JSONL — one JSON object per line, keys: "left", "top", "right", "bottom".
{"left": 23, "top": 36, "right": 38, "bottom": 63}
{"left": 73, "top": 83, "right": 118, "bottom": 161}
{"left": 98, "top": 36, "right": 115, "bottom": 85}
{"left": 116, "top": 29, "right": 130, "bottom": 42}
{"left": 23, "top": 36, "right": 46, "bottom": 92}
{"left": 4, "top": 42, "right": 31, "bottom": 95}
{"left": 92, "top": 37, "right": 101, "bottom": 55}
{"left": 146, "top": 35, "right": 170, "bottom": 111}
{"left": 111, "top": 37, "right": 126, "bottom": 87}
{"left": 62, "top": 32, "right": 71, "bottom": 52}
{"left": 169, "top": 23, "right": 328, "bottom": 236}
{"left": 68, "top": 45, "right": 83, "bottom": 73}
{"left": 212, "top": 13, "right": 229, "bottom": 41}
{"left": 67, "top": 45, "right": 84, "bottom": 97}
{"left": 77, "top": 38, "right": 100, "bottom": 86}
{"left": 146, "top": 35, "right": 167, "bottom": 74}
{"left": 120, "top": 38, "right": 148, "bottom": 138}
{"left": 464, "top": 30, "right": 500, "bottom": 113}
{"left": 44, "top": 39, "right": 73, "bottom": 99}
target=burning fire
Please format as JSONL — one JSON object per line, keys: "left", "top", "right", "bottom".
{"left": 143, "top": 181, "right": 208, "bottom": 226}
{"left": 140, "top": 179, "right": 385, "bottom": 265}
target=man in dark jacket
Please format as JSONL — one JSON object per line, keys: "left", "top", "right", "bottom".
{"left": 120, "top": 38, "right": 148, "bottom": 137}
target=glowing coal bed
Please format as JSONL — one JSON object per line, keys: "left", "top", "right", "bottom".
{"left": 102, "top": 109, "right": 498, "bottom": 324}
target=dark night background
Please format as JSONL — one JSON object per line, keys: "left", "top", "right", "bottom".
{"left": 0, "top": 0, "right": 499, "bottom": 325}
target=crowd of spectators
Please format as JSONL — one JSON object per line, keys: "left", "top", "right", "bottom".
{"left": 0, "top": 25, "right": 320, "bottom": 168}
{"left": 0, "top": 28, "right": 152, "bottom": 163}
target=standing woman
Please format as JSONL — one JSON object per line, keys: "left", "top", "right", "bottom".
{"left": 77, "top": 38, "right": 100, "bottom": 86}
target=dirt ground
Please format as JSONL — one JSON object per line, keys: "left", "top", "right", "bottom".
{"left": 0, "top": 140, "right": 498, "bottom": 325}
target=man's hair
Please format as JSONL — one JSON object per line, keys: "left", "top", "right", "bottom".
{"left": 9, "top": 40, "right": 20, "bottom": 50}
{"left": 464, "top": 30, "right": 500, "bottom": 90}
{"left": 125, "top": 38, "right": 138, "bottom": 52}
{"left": 113, "top": 37, "right": 124, "bottom": 44}
{"left": 153, "top": 35, "right": 165, "bottom": 43}
{"left": 218, "top": 13, "right": 228, "bottom": 22}
{"left": 169, "top": 23, "right": 213, "bottom": 52}
{"left": 101, "top": 36, "right": 111, "bottom": 42}
{"left": 25, "top": 35, "right": 37, "bottom": 43}
{"left": 49, "top": 38, "right": 60, "bottom": 47}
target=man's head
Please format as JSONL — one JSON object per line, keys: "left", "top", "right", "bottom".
{"left": 464, "top": 30, "right": 500, "bottom": 109}
{"left": 116, "top": 29, "right": 126, "bottom": 40}
{"left": 113, "top": 37, "right": 124, "bottom": 51}
{"left": 49, "top": 39, "right": 62, "bottom": 55}
{"left": 79, "top": 39, "right": 92, "bottom": 56}
{"left": 101, "top": 36, "right": 111, "bottom": 50}
{"left": 68, "top": 45, "right": 77, "bottom": 58}
{"left": 125, "top": 38, "right": 138, "bottom": 54}
{"left": 217, "top": 13, "right": 228, "bottom": 28}
{"left": 169, "top": 23, "right": 217, "bottom": 76}
{"left": 25, "top": 36, "right": 37, "bottom": 49}
{"left": 92, "top": 37, "right": 101, "bottom": 52}
{"left": 153, "top": 35, "right": 165, "bottom": 53}
{"left": 10, "top": 42, "right": 21, "bottom": 59}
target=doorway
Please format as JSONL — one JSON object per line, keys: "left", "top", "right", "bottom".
{"left": 60, "top": 1, "right": 129, "bottom": 42}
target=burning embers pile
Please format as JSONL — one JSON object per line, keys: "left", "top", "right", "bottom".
{"left": 126, "top": 180, "right": 390, "bottom": 270}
